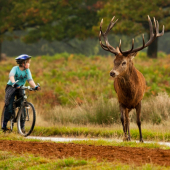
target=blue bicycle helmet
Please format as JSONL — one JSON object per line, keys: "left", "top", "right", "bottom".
{"left": 15, "top": 54, "right": 31, "bottom": 64}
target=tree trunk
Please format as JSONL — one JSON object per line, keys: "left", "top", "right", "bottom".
{"left": 147, "top": 36, "right": 158, "bottom": 58}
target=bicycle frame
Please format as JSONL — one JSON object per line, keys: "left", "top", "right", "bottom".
{"left": 13, "top": 86, "right": 35, "bottom": 122}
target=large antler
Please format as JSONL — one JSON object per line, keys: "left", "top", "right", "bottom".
{"left": 99, "top": 16, "right": 119, "bottom": 55}
{"left": 119, "top": 15, "right": 164, "bottom": 55}
{"left": 99, "top": 15, "right": 164, "bottom": 56}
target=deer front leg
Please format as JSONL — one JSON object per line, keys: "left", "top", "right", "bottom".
{"left": 135, "top": 101, "right": 143, "bottom": 143}
{"left": 126, "top": 108, "right": 131, "bottom": 141}
{"left": 119, "top": 104, "right": 125, "bottom": 133}
{"left": 120, "top": 104, "right": 129, "bottom": 141}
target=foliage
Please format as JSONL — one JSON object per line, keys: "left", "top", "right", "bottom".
{"left": 22, "top": 0, "right": 104, "bottom": 43}
{"left": 0, "top": 0, "right": 104, "bottom": 60}
{"left": 0, "top": 1, "right": 103, "bottom": 42}
{"left": 95, "top": 0, "right": 170, "bottom": 33}
{"left": 93, "top": 0, "right": 170, "bottom": 57}
{"left": 1, "top": 1, "right": 170, "bottom": 59}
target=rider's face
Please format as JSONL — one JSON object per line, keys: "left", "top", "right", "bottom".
{"left": 23, "top": 59, "right": 30, "bottom": 69}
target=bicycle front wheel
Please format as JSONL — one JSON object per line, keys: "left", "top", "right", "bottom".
{"left": 17, "top": 102, "right": 36, "bottom": 137}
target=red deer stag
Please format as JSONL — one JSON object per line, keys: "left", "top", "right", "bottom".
{"left": 99, "top": 16, "right": 164, "bottom": 142}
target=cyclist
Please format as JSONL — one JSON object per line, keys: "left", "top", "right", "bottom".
{"left": 2, "top": 54, "right": 40, "bottom": 131}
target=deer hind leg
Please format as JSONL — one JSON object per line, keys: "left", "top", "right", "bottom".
{"left": 135, "top": 101, "right": 143, "bottom": 143}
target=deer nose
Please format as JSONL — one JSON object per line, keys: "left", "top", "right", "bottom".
{"left": 110, "top": 72, "right": 115, "bottom": 77}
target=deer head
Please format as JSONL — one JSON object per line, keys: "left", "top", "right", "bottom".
{"left": 99, "top": 16, "right": 164, "bottom": 78}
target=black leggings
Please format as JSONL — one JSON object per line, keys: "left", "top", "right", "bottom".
{"left": 4, "top": 87, "right": 24, "bottom": 122}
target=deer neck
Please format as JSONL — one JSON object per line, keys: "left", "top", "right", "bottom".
{"left": 119, "top": 62, "right": 136, "bottom": 81}
{"left": 116, "top": 63, "right": 138, "bottom": 95}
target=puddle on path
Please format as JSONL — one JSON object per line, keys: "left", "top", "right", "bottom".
{"left": 27, "top": 136, "right": 170, "bottom": 147}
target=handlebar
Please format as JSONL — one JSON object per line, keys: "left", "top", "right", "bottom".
{"left": 21, "top": 83, "right": 40, "bottom": 91}
{"left": 12, "top": 80, "right": 40, "bottom": 91}
{"left": 20, "top": 86, "right": 35, "bottom": 91}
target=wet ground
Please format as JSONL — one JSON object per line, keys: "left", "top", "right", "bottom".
{"left": 27, "top": 136, "right": 170, "bottom": 147}
{"left": 1, "top": 138, "right": 170, "bottom": 166}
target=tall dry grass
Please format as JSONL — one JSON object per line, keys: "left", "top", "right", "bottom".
{"left": 36, "top": 92, "right": 170, "bottom": 127}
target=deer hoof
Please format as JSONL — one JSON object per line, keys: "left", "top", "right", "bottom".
{"left": 123, "top": 136, "right": 129, "bottom": 141}
{"left": 127, "top": 137, "right": 131, "bottom": 141}
{"left": 140, "top": 139, "right": 144, "bottom": 143}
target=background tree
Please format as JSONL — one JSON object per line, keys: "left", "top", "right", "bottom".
{"left": 22, "top": 0, "right": 104, "bottom": 44}
{"left": 0, "top": 0, "right": 104, "bottom": 60}
{"left": 0, "top": 0, "right": 62, "bottom": 61}
{"left": 94, "top": 0, "right": 170, "bottom": 58}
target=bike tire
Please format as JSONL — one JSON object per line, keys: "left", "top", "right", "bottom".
{"left": 17, "top": 102, "right": 36, "bottom": 137}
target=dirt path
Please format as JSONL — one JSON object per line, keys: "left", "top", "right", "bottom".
{"left": 0, "top": 140, "right": 170, "bottom": 166}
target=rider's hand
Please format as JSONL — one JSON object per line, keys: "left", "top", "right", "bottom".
{"left": 12, "top": 83, "right": 20, "bottom": 89}
{"left": 34, "top": 86, "right": 41, "bottom": 91}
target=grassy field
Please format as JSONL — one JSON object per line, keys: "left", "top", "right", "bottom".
{"left": 1, "top": 52, "right": 170, "bottom": 169}
{"left": 1, "top": 52, "right": 170, "bottom": 136}
{"left": 1, "top": 52, "right": 170, "bottom": 106}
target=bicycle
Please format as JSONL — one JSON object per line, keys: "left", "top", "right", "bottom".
{"left": 1, "top": 82, "right": 40, "bottom": 137}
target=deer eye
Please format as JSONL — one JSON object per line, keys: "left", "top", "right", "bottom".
{"left": 122, "top": 62, "right": 126, "bottom": 66}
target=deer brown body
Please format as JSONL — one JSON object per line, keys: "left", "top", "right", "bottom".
{"left": 99, "top": 16, "right": 164, "bottom": 142}
{"left": 114, "top": 57, "right": 145, "bottom": 109}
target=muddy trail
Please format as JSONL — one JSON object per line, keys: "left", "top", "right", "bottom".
{"left": 1, "top": 140, "right": 170, "bottom": 166}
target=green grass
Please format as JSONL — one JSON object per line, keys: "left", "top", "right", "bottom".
{"left": 31, "top": 126, "right": 170, "bottom": 142}
{"left": 0, "top": 151, "right": 87, "bottom": 170}
{"left": 2, "top": 123, "right": 170, "bottom": 142}
{"left": 0, "top": 151, "right": 170, "bottom": 170}
{"left": 70, "top": 139, "right": 170, "bottom": 150}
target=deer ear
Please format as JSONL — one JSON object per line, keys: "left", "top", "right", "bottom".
{"left": 130, "top": 52, "right": 137, "bottom": 60}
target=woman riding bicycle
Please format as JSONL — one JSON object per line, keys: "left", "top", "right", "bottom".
{"left": 2, "top": 54, "right": 40, "bottom": 131}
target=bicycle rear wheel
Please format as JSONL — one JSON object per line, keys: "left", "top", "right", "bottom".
{"left": 17, "top": 102, "right": 36, "bottom": 137}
